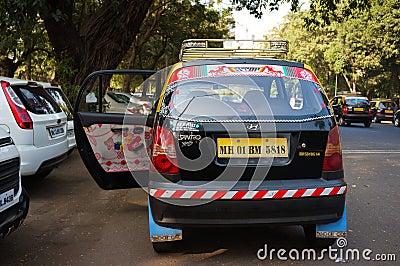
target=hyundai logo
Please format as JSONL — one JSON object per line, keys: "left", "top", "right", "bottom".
{"left": 246, "top": 123, "right": 259, "bottom": 130}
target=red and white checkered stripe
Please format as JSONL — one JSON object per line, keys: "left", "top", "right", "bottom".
{"left": 149, "top": 185, "right": 347, "bottom": 200}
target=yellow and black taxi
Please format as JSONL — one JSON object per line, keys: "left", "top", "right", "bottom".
{"left": 74, "top": 39, "right": 347, "bottom": 252}
{"left": 331, "top": 92, "right": 372, "bottom": 127}
{"left": 370, "top": 98, "right": 397, "bottom": 123}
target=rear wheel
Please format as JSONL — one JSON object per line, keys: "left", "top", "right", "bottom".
{"left": 364, "top": 121, "right": 371, "bottom": 128}
{"left": 395, "top": 116, "right": 400, "bottom": 127}
{"left": 338, "top": 117, "right": 345, "bottom": 126}
{"left": 28, "top": 168, "right": 54, "bottom": 179}
{"left": 303, "top": 225, "right": 336, "bottom": 248}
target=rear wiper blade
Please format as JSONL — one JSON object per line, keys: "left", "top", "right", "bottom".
{"left": 177, "top": 94, "right": 220, "bottom": 117}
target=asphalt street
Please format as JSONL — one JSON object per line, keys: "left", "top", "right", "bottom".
{"left": 0, "top": 122, "right": 398, "bottom": 265}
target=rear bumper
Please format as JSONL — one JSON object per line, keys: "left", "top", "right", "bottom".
{"left": 67, "top": 130, "right": 76, "bottom": 152}
{"left": 0, "top": 189, "right": 29, "bottom": 238}
{"left": 375, "top": 113, "right": 394, "bottom": 121}
{"left": 149, "top": 179, "right": 346, "bottom": 228}
{"left": 342, "top": 114, "right": 371, "bottom": 123}
{"left": 17, "top": 139, "right": 68, "bottom": 175}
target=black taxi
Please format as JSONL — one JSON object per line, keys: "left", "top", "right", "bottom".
{"left": 331, "top": 93, "right": 372, "bottom": 127}
{"left": 370, "top": 98, "right": 397, "bottom": 123}
{"left": 74, "top": 39, "right": 347, "bottom": 252}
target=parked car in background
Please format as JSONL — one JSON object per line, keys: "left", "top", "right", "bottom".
{"left": 104, "top": 91, "right": 130, "bottom": 113}
{"left": 0, "top": 77, "right": 68, "bottom": 177}
{"left": 0, "top": 128, "right": 29, "bottom": 237}
{"left": 394, "top": 109, "right": 400, "bottom": 127}
{"left": 331, "top": 93, "right": 372, "bottom": 127}
{"left": 103, "top": 91, "right": 153, "bottom": 114}
{"left": 130, "top": 92, "right": 153, "bottom": 115}
{"left": 370, "top": 98, "right": 397, "bottom": 123}
{"left": 37, "top": 82, "right": 76, "bottom": 153}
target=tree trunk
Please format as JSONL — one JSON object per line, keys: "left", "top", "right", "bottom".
{"left": 389, "top": 58, "right": 400, "bottom": 98}
{"left": 40, "top": 0, "right": 153, "bottom": 86}
{"left": 0, "top": 57, "right": 20, "bottom": 77}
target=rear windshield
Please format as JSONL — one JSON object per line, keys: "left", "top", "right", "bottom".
{"left": 379, "top": 101, "right": 396, "bottom": 109}
{"left": 164, "top": 75, "right": 329, "bottom": 119}
{"left": 345, "top": 98, "right": 369, "bottom": 106}
{"left": 46, "top": 87, "right": 73, "bottom": 120}
{"left": 11, "top": 85, "right": 61, "bottom": 114}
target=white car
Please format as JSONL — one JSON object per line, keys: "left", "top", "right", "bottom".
{"left": 114, "top": 91, "right": 153, "bottom": 114}
{"left": 37, "top": 82, "right": 76, "bottom": 153}
{"left": 0, "top": 128, "right": 29, "bottom": 237}
{"left": 0, "top": 77, "right": 68, "bottom": 177}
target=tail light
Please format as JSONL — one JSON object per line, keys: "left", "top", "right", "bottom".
{"left": 322, "top": 125, "right": 343, "bottom": 172}
{"left": 1, "top": 81, "right": 33, "bottom": 129}
{"left": 342, "top": 105, "right": 348, "bottom": 115}
{"left": 151, "top": 126, "right": 179, "bottom": 174}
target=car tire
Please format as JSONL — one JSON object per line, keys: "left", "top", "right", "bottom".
{"left": 303, "top": 225, "right": 336, "bottom": 248}
{"left": 338, "top": 117, "right": 345, "bottom": 126}
{"left": 31, "top": 168, "right": 54, "bottom": 179}
{"left": 364, "top": 121, "right": 371, "bottom": 128}
{"left": 152, "top": 241, "right": 182, "bottom": 253}
{"left": 395, "top": 116, "right": 400, "bottom": 127}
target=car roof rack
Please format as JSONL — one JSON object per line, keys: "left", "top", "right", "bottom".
{"left": 179, "top": 39, "right": 289, "bottom": 61}
{"left": 371, "top": 98, "right": 391, "bottom": 101}
{"left": 337, "top": 91, "right": 362, "bottom": 96}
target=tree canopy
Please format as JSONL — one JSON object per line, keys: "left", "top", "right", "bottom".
{"left": 1, "top": 0, "right": 398, "bottom": 102}
{"left": 276, "top": 0, "right": 399, "bottom": 100}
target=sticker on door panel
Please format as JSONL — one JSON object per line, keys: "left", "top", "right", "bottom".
{"left": 84, "top": 124, "right": 152, "bottom": 172}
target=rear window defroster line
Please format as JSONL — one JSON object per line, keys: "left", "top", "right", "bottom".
{"left": 162, "top": 114, "right": 334, "bottom": 123}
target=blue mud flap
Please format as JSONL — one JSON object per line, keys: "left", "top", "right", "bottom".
{"left": 316, "top": 203, "right": 347, "bottom": 238}
{"left": 148, "top": 197, "right": 183, "bottom": 242}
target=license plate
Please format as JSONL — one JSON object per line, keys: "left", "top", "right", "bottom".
{"left": 49, "top": 126, "right": 65, "bottom": 138}
{"left": 0, "top": 189, "right": 14, "bottom": 211}
{"left": 354, "top": 107, "right": 364, "bottom": 112}
{"left": 217, "top": 138, "right": 288, "bottom": 158}
{"left": 385, "top": 110, "right": 393, "bottom": 114}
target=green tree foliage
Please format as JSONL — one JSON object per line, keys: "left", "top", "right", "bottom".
{"left": 277, "top": 0, "right": 399, "bottom": 100}
{"left": 1, "top": 0, "right": 233, "bottom": 99}
{"left": 120, "top": 0, "right": 234, "bottom": 91}
{"left": 129, "top": 0, "right": 234, "bottom": 70}
{"left": 232, "top": 0, "right": 370, "bottom": 22}
{"left": 0, "top": 0, "right": 52, "bottom": 78}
